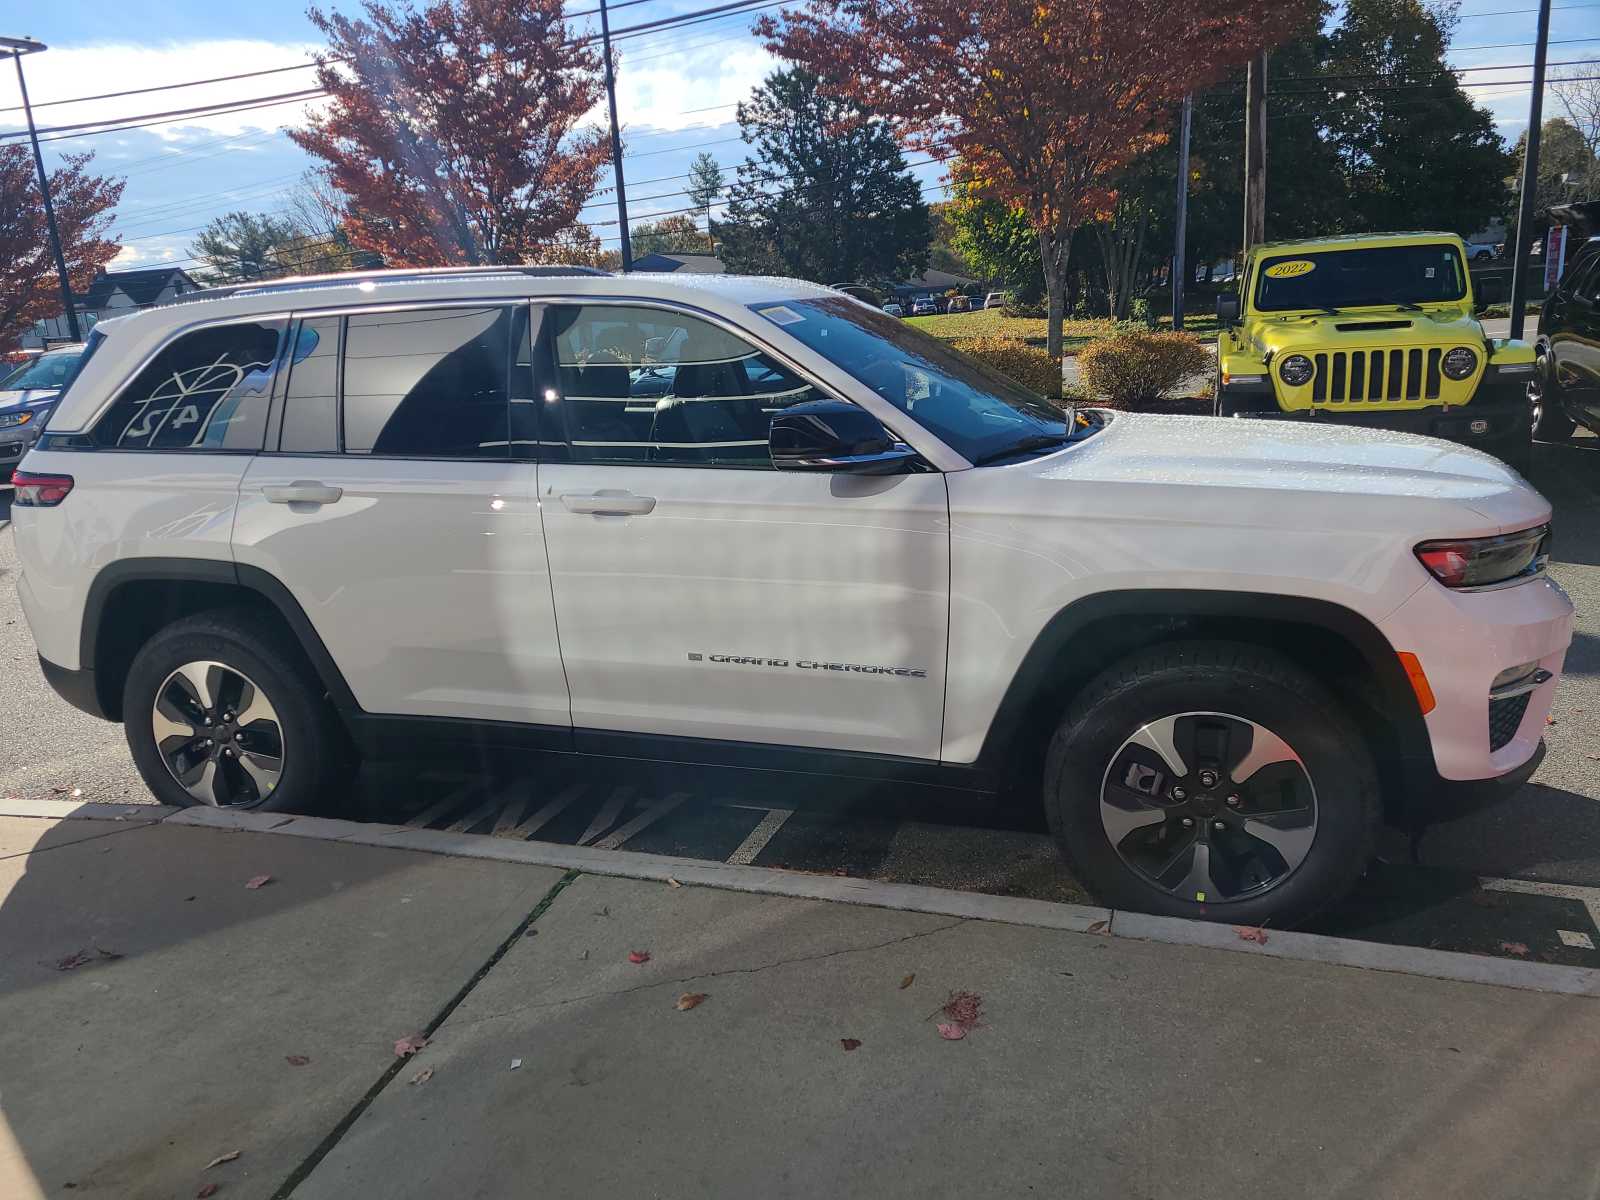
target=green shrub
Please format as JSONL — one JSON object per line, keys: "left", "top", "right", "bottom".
{"left": 948, "top": 336, "right": 1062, "bottom": 398}
{"left": 1076, "top": 330, "right": 1211, "bottom": 408}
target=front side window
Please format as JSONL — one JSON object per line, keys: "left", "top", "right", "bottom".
{"left": 341, "top": 306, "right": 511, "bottom": 457}
{"left": 549, "top": 304, "right": 823, "bottom": 467}
{"left": 1254, "top": 244, "right": 1468, "bottom": 312}
{"left": 749, "top": 295, "right": 1072, "bottom": 465}
{"left": 93, "top": 321, "right": 283, "bottom": 451}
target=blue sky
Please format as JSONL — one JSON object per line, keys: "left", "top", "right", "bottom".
{"left": 1, "top": 0, "right": 1596, "bottom": 275}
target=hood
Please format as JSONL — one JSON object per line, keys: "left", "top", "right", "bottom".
{"left": 1547, "top": 200, "right": 1600, "bottom": 238}
{"left": 0, "top": 388, "right": 61, "bottom": 409}
{"left": 1251, "top": 307, "right": 1483, "bottom": 358}
{"left": 1025, "top": 411, "right": 1549, "bottom": 535}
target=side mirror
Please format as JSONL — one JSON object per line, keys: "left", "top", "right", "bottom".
{"left": 1216, "top": 293, "right": 1241, "bottom": 328}
{"left": 770, "top": 400, "right": 919, "bottom": 475}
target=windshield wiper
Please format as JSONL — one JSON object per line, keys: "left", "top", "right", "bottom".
{"left": 1318, "top": 305, "right": 1343, "bottom": 316}
{"left": 971, "top": 432, "right": 1073, "bottom": 466}
{"left": 1394, "top": 302, "right": 1423, "bottom": 312}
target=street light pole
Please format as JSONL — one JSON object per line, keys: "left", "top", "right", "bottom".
{"left": 1507, "top": 0, "right": 1552, "bottom": 342}
{"left": 596, "top": 0, "right": 633, "bottom": 272}
{"left": 4, "top": 37, "right": 80, "bottom": 341}
{"left": 1172, "top": 93, "right": 1193, "bottom": 331}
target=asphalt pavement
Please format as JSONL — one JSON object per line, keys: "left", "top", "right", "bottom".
{"left": 2, "top": 429, "right": 1599, "bottom": 966}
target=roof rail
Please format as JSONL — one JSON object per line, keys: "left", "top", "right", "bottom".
{"left": 169, "top": 264, "right": 610, "bottom": 306}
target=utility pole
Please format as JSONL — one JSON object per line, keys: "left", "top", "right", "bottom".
{"left": 1508, "top": 0, "right": 1552, "bottom": 342}
{"left": 597, "top": 0, "right": 633, "bottom": 271}
{"left": 4, "top": 36, "right": 81, "bottom": 341}
{"left": 1172, "top": 93, "right": 1193, "bottom": 331}
{"left": 1242, "top": 52, "right": 1267, "bottom": 255}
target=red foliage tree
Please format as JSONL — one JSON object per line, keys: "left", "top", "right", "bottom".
{"left": 760, "top": 0, "right": 1316, "bottom": 358}
{"left": 291, "top": 0, "right": 612, "bottom": 267}
{"left": 0, "top": 146, "right": 123, "bottom": 353}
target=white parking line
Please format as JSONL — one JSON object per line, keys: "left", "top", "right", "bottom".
{"left": 513, "top": 782, "right": 585, "bottom": 837}
{"left": 403, "top": 783, "right": 479, "bottom": 829}
{"left": 592, "top": 792, "right": 690, "bottom": 851}
{"left": 726, "top": 807, "right": 794, "bottom": 866}
{"left": 578, "top": 786, "right": 633, "bottom": 846}
{"left": 1480, "top": 876, "right": 1600, "bottom": 931}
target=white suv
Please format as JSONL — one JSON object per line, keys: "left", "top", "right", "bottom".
{"left": 9, "top": 267, "right": 1574, "bottom": 926}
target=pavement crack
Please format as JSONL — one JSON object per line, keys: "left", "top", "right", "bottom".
{"left": 456, "top": 915, "right": 968, "bottom": 1028}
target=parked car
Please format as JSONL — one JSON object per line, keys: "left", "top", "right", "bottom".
{"left": 1531, "top": 200, "right": 1600, "bottom": 443}
{"left": 0, "top": 341, "right": 90, "bottom": 487}
{"left": 1214, "top": 231, "right": 1536, "bottom": 470}
{"left": 1465, "top": 240, "right": 1499, "bottom": 262}
{"left": 947, "top": 295, "right": 972, "bottom": 313}
{"left": 9, "top": 266, "right": 1572, "bottom": 928}
{"left": 984, "top": 291, "right": 1007, "bottom": 310}
{"left": 881, "top": 302, "right": 905, "bottom": 317}
{"left": 911, "top": 296, "right": 939, "bottom": 316}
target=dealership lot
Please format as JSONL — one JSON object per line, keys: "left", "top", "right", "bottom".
{"left": 3, "top": 431, "right": 1599, "bottom": 964}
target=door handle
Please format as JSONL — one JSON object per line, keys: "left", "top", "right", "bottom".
{"left": 263, "top": 481, "right": 343, "bottom": 505}
{"left": 560, "top": 489, "right": 657, "bottom": 516}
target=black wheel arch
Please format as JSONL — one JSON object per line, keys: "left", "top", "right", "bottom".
{"left": 80, "top": 558, "right": 358, "bottom": 722}
{"left": 973, "top": 589, "right": 1437, "bottom": 824}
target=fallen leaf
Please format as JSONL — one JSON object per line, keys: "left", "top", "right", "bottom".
{"left": 941, "top": 990, "right": 983, "bottom": 1030}
{"left": 204, "top": 1151, "right": 240, "bottom": 1170}
{"left": 509, "top": 1058, "right": 522, "bottom": 1071}
{"left": 579, "top": 949, "right": 589, "bottom": 961}
{"left": 284, "top": 1055, "right": 311, "bottom": 1067}
{"left": 53, "top": 950, "right": 93, "bottom": 972}
{"left": 675, "top": 992, "right": 707, "bottom": 1011}
{"left": 1234, "top": 925, "right": 1270, "bottom": 945}
{"left": 840, "top": 1038, "right": 862, "bottom": 1051}
{"left": 523, "top": 927, "right": 539, "bottom": 938}
{"left": 95, "top": 947, "right": 124, "bottom": 962}
{"left": 936, "top": 1023, "right": 967, "bottom": 1041}
{"left": 393, "top": 1033, "right": 428, "bottom": 1058}
{"left": 667, "top": 877, "right": 682, "bottom": 889}
{"left": 1587, "top": 755, "right": 1600, "bottom": 762}
{"left": 244, "top": 875, "right": 272, "bottom": 890}
{"left": 898, "top": 973, "right": 915, "bottom": 990}
{"left": 1546, "top": 716, "right": 1557, "bottom": 726}
{"left": 1086, "top": 920, "right": 1109, "bottom": 935}
{"left": 627, "top": 950, "right": 651, "bottom": 965}
{"left": 409, "top": 1067, "right": 433, "bottom": 1086}
{"left": 1500, "top": 941, "right": 1530, "bottom": 957}
{"left": 197, "top": 1185, "right": 219, "bottom": 1198}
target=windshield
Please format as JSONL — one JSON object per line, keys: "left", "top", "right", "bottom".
{"left": 749, "top": 295, "right": 1071, "bottom": 463}
{"left": 1254, "top": 244, "right": 1467, "bottom": 312}
{"left": 0, "top": 346, "right": 86, "bottom": 392}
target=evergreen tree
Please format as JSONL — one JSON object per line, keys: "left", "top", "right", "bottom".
{"left": 685, "top": 152, "right": 723, "bottom": 250}
{"left": 718, "top": 67, "right": 930, "bottom": 283}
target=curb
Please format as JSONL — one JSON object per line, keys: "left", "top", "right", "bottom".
{"left": 6, "top": 799, "right": 1599, "bottom": 998}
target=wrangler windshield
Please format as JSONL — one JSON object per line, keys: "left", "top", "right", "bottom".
{"left": 750, "top": 295, "right": 1075, "bottom": 463}
{"left": 1254, "top": 244, "right": 1468, "bottom": 311}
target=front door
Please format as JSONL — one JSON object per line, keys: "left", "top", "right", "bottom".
{"left": 535, "top": 302, "right": 950, "bottom": 760}
{"left": 232, "top": 303, "right": 569, "bottom": 730}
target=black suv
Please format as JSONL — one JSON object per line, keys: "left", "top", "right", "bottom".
{"left": 1532, "top": 201, "right": 1600, "bottom": 442}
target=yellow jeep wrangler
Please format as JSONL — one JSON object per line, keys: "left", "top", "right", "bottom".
{"left": 1214, "top": 232, "right": 1536, "bottom": 469}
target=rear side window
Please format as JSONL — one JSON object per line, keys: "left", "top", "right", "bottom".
{"left": 93, "top": 321, "right": 284, "bottom": 451}
{"left": 341, "top": 307, "right": 511, "bottom": 457}
{"left": 279, "top": 316, "right": 342, "bottom": 453}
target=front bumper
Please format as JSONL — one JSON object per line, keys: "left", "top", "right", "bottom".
{"left": 0, "top": 435, "right": 28, "bottom": 481}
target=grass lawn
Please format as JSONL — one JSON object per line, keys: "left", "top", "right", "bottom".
{"left": 906, "top": 307, "right": 1221, "bottom": 354}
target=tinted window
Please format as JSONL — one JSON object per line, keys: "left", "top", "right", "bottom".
{"left": 94, "top": 321, "right": 283, "bottom": 450}
{"left": 1254, "top": 245, "right": 1467, "bottom": 311}
{"left": 341, "top": 306, "right": 511, "bottom": 457}
{"left": 550, "top": 304, "right": 823, "bottom": 467}
{"left": 279, "top": 316, "right": 341, "bottom": 453}
{"left": 750, "top": 296, "right": 1070, "bottom": 464}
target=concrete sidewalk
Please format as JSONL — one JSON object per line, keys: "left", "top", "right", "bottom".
{"left": 2, "top": 812, "right": 1598, "bottom": 1199}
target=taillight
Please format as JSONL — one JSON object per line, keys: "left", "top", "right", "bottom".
{"left": 11, "top": 471, "right": 74, "bottom": 507}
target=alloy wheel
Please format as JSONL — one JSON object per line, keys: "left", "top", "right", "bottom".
{"left": 152, "top": 660, "right": 285, "bottom": 807}
{"left": 1099, "top": 711, "right": 1318, "bottom": 903}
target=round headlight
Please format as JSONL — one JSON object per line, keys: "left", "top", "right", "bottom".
{"left": 1442, "top": 347, "right": 1478, "bottom": 380}
{"left": 1279, "top": 354, "right": 1314, "bottom": 388}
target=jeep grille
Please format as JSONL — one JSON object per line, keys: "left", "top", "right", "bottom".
{"left": 1309, "top": 348, "right": 1442, "bottom": 404}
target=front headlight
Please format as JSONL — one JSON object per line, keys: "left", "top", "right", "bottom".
{"left": 1442, "top": 347, "right": 1478, "bottom": 380}
{"left": 1415, "top": 523, "right": 1550, "bottom": 589}
{"left": 1279, "top": 354, "right": 1314, "bottom": 387}
{"left": 0, "top": 410, "right": 33, "bottom": 429}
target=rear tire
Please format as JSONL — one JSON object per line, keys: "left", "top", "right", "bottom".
{"left": 1531, "top": 354, "right": 1575, "bottom": 442}
{"left": 1043, "top": 641, "right": 1377, "bottom": 928}
{"left": 123, "top": 608, "right": 347, "bottom": 812}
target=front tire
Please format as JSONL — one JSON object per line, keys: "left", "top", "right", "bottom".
{"left": 123, "top": 608, "right": 345, "bottom": 812}
{"left": 1043, "top": 642, "right": 1377, "bottom": 928}
{"left": 1530, "top": 352, "right": 1575, "bottom": 442}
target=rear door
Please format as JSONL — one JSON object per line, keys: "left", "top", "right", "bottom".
{"left": 1550, "top": 251, "right": 1600, "bottom": 427}
{"left": 232, "top": 302, "right": 569, "bottom": 732}
{"left": 534, "top": 301, "right": 950, "bottom": 760}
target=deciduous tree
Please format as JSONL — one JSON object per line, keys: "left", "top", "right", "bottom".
{"left": 290, "top": 0, "right": 611, "bottom": 266}
{"left": 631, "top": 213, "right": 708, "bottom": 256}
{"left": 761, "top": 0, "right": 1313, "bottom": 357}
{"left": 0, "top": 146, "right": 123, "bottom": 353}
{"left": 718, "top": 66, "right": 930, "bottom": 284}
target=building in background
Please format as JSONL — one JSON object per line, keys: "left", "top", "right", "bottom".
{"left": 25, "top": 267, "right": 202, "bottom": 348}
